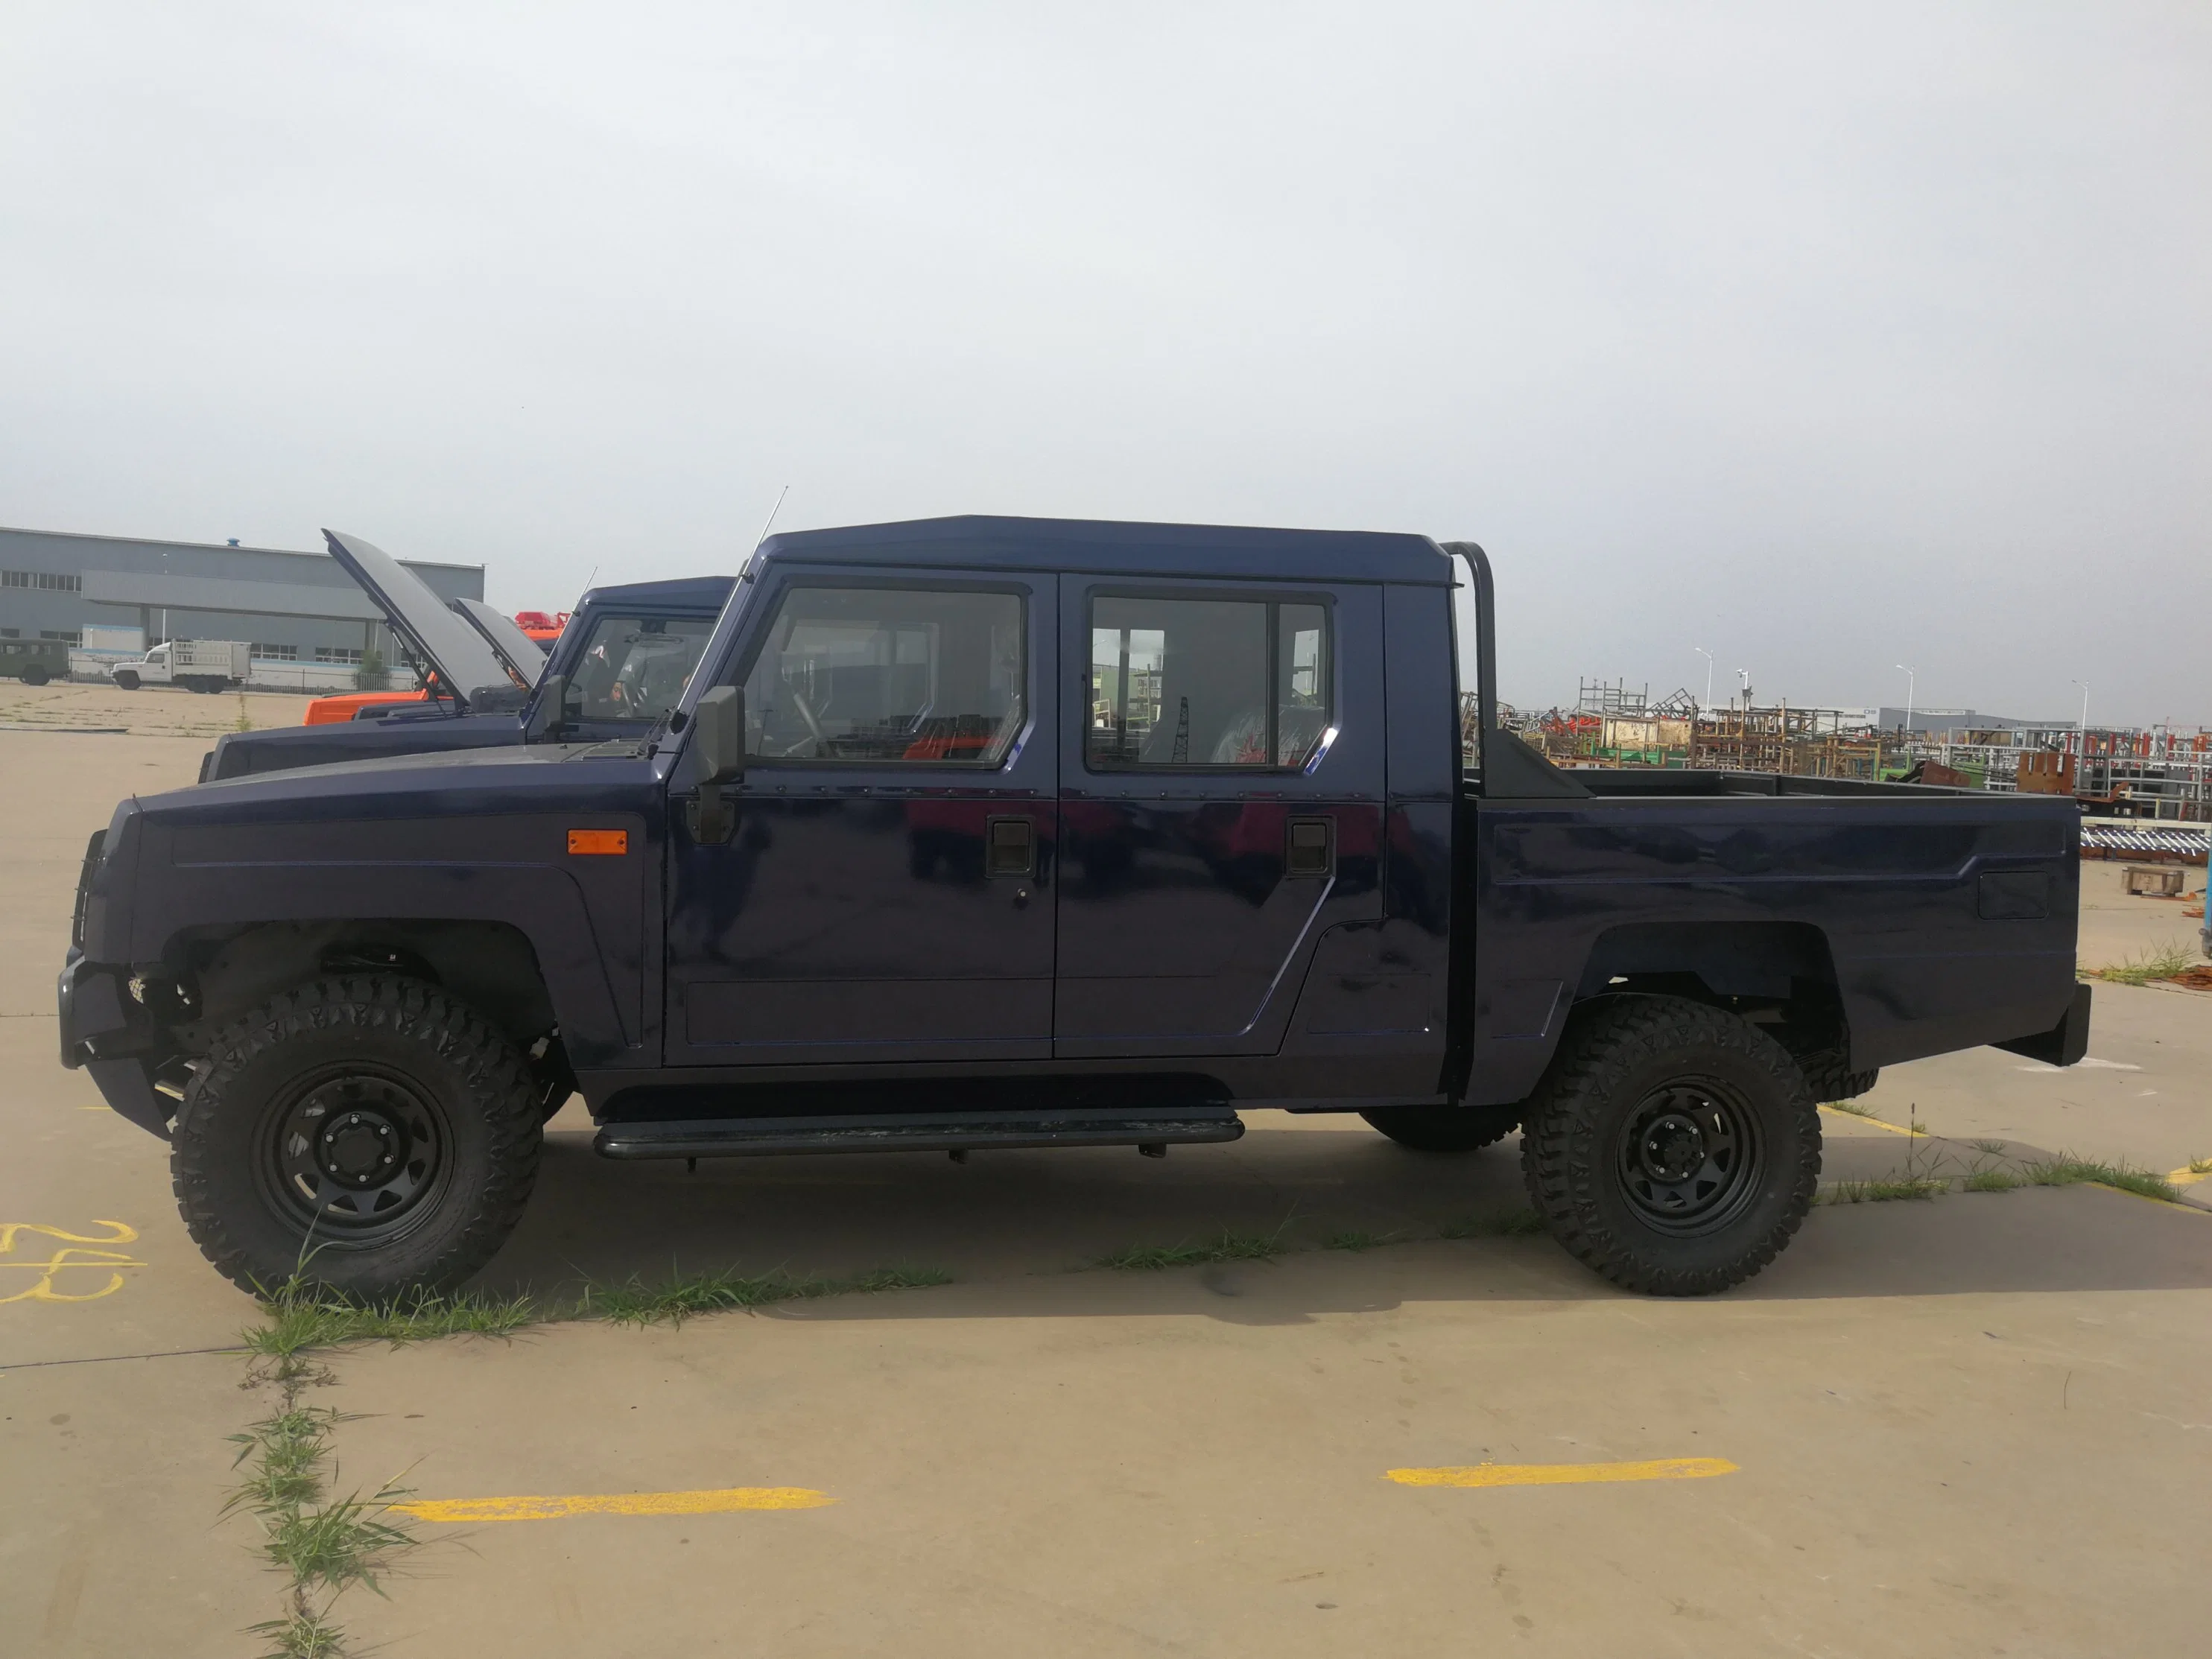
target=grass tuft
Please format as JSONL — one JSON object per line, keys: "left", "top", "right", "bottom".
{"left": 1822, "top": 1099, "right": 1880, "bottom": 1117}
{"left": 1097, "top": 1228, "right": 1287, "bottom": 1271}
{"left": 246, "top": 1609, "right": 349, "bottom": 1658}
{"left": 1324, "top": 1229, "right": 1383, "bottom": 1252}
{"left": 2091, "top": 940, "right": 2196, "bottom": 987}
{"left": 2187, "top": 1155, "right": 2212, "bottom": 1176}
{"left": 2018, "top": 1155, "right": 2178, "bottom": 1202}
{"left": 1822, "top": 1177, "right": 1948, "bottom": 1204}
{"left": 1964, "top": 1168, "right": 2025, "bottom": 1193}
{"left": 586, "top": 1265, "right": 951, "bottom": 1327}
{"left": 244, "top": 1287, "right": 545, "bottom": 1360}
{"left": 1439, "top": 1208, "right": 1547, "bottom": 1239}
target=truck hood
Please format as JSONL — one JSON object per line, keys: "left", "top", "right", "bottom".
{"left": 148, "top": 737, "right": 668, "bottom": 820}
{"left": 454, "top": 597, "right": 550, "bottom": 684}
{"left": 323, "top": 529, "right": 525, "bottom": 710}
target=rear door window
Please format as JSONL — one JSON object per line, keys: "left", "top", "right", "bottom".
{"left": 1088, "top": 594, "right": 1330, "bottom": 770}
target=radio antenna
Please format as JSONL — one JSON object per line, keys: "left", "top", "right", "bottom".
{"left": 754, "top": 483, "right": 790, "bottom": 551}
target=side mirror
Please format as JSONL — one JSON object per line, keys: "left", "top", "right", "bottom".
{"left": 687, "top": 685, "right": 745, "bottom": 789}
{"left": 523, "top": 673, "right": 568, "bottom": 742}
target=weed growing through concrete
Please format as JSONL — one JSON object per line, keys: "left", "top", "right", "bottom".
{"left": 1964, "top": 1168, "right": 2026, "bottom": 1193}
{"left": 2092, "top": 940, "right": 2196, "bottom": 987}
{"left": 229, "top": 1295, "right": 419, "bottom": 1658}
{"left": 225, "top": 1260, "right": 952, "bottom": 1651}
{"left": 1823, "top": 1099, "right": 1880, "bottom": 1118}
{"left": 2187, "top": 1155, "right": 2212, "bottom": 1176}
{"left": 1822, "top": 1176, "right": 1949, "bottom": 1204}
{"left": 585, "top": 1265, "right": 951, "bottom": 1327}
{"left": 2018, "top": 1155, "right": 2179, "bottom": 1203}
{"left": 1097, "top": 1228, "right": 1287, "bottom": 1271}
{"left": 1325, "top": 1229, "right": 1383, "bottom": 1252}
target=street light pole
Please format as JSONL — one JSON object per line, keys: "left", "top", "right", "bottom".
{"left": 2072, "top": 679, "right": 2089, "bottom": 737}
{"left": 1694, "top": 646, "right": 1714, "bottom": 712}
{"left": 1896, "top": 664, "right": 1915, "bottom": 734}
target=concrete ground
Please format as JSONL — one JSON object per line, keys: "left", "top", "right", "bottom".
{"left": 5, "top": 688, "right": 2210, "bottom": 1657}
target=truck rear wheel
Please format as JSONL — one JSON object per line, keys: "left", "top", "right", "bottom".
{"left": 1519, "top": 996, "right": 1819, "bottom": 1295}
{"left": 171, "top": 977, "right": 541, "bottom": 1299}
{"left": 1360, "top": 1104, "right": 1520, "bottom": 1152}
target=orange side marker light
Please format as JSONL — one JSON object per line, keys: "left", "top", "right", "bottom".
{"left": 568, "top": 829, "right": 629, "bottom": 856}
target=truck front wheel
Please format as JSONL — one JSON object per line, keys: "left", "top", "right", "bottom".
{"left": 1520, "top": 996, "right": 1819, "bottom": 1295}
{"left": 1360, "top": 1104, "right": 1520, "bottom": 1152}
{"left": 114, "top": 670, "right": 141, "bottom": 690}
{"left": 171, "top": 977, "right": 542, "bottom": 1299}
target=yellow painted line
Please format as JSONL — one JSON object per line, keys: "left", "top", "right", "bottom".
{"left": 388, "top": 1486, "right": 834, "bottom": 1523}
{"left": 1817, "top": 1105, "right": 1926, "bottom": 1137}
{"left": 1387, "top": 1457, "right": 1738, "bottom": 1490}
{"left": 2170, "top": 1165, "right": 2208, "bottom": 1187}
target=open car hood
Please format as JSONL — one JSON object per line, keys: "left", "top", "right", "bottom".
{"left": 454, "top": 597, "right": 550, "bottom": 685}
{"left": 322, "top": 530, "right": 523, "bottom": 710}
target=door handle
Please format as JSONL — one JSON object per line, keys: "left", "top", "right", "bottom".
{"left": 1286, "top": 816, "right": 1333, "bottom": 878}
{"left": 986, "top": 816, "right": 1036, "bottom": 878}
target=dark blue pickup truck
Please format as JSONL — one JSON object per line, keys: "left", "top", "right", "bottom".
{"left": 59, "top": 516, "right": 2089, "bottom": 1298}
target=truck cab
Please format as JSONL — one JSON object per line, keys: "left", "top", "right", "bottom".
{"left": 60, "top": 515, "right": 2089, "bottom": 1302}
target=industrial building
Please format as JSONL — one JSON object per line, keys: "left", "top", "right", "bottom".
{"left": 0, "top": 524, "right": 483, "bottom": 687}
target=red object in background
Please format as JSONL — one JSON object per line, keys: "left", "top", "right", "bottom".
{"left": 514, "top": 609, "right": 570, "bottom": 644}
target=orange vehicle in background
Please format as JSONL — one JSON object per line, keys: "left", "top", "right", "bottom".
{"left": 301, "top": 609, "right": 565, "bottom": 725}
{"left": 302, "top": 682, "right": 443, "bottom": 726}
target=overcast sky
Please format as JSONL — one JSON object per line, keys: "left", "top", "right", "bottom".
{"left": 4, "top": 2, "right": 2207, "bottom": 724}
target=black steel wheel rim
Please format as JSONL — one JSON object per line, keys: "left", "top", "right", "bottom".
{"left": 257, "top": 1067, "right": 451, "bottom": 1245}
{"left": 1614, "top": 1078, "right": 1763, "bottom": 1236}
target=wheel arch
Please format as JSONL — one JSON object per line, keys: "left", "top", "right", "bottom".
{"left": 162, "top": 919, "right": 561, "bottom": 1056}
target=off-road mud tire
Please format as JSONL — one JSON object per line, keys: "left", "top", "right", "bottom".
{"left": 1360, "top": 1103, "right": 1521, "bottom": 1152}
{"left": 171, "top": 976, "right": 541, "bottom": 1299}
{"left": 1520, "top": 995, "right": 1820, "bottom": 1296}
{"left": 1795, "top": 1045, "right": 1879, "bottom": 1103}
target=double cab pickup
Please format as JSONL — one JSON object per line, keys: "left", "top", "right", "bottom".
{"left": 60, "top": 516, "right": 2090, "bottom": 1297}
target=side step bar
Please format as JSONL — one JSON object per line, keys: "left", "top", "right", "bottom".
{"left": 593, "top": 1106, "right": 1246, "bottom": 1161}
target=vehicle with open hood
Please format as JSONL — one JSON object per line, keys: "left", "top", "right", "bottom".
{"left": 200, "top": 530, "right": 731, "bottom": 781}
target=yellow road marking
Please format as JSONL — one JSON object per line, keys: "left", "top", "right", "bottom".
{"left": 389, "top": 1486, "right": 834, "bottom": 1523}
{"left": 2170, "top": 1165, "right": 2208, "bottom": 1187}
{"left": 1816, "top": 1105, "right": 1924, "bottom": 1138}
{"left": 0, "top": 1222, "right": 141, "bottom": 1304}
{"left": 1387, "top": 1457, "right": 1737, "bottom": 1489}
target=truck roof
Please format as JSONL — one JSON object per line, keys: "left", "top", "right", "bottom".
{"left": 758, "top": 515, "right": 1456, "bottom": 586}
{"left": 573, "top": 574, "right": 735, "bottom": 610}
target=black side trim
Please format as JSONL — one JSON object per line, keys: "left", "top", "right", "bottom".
{"left": 595, "top": 1107, "right": 1245, "bottom": 1160}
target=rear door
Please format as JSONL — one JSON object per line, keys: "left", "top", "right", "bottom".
{"left": 1054, "top": 577, "right": 1385, "bottom": 1056}
{"left": 664, "top": 565, "right": 1056, "bottom": 1065}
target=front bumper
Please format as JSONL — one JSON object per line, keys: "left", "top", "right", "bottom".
{"left": 58, "top": 950, "right": 171, "bottom": 1139}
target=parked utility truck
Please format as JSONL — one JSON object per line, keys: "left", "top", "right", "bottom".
{"left": 61, "top": 516, "right": 2091, "bottom": 1302}
{"left": 111, "top": 639, "right": 251, "bottom": 694}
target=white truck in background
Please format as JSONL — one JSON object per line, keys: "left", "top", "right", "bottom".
{"left": 110, "top": 640, "right": 252, "bottom": 694}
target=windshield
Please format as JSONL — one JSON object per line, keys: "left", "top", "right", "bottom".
{"left": 565, "top": 612, "right": 717, "bottom": 723}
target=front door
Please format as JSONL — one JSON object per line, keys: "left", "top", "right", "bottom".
{"left": 665, "top": 568, "right": 1056, "bottom": 1065}
{"left": 1053, "top": 577, "right": 1385, "bottom": 1057}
